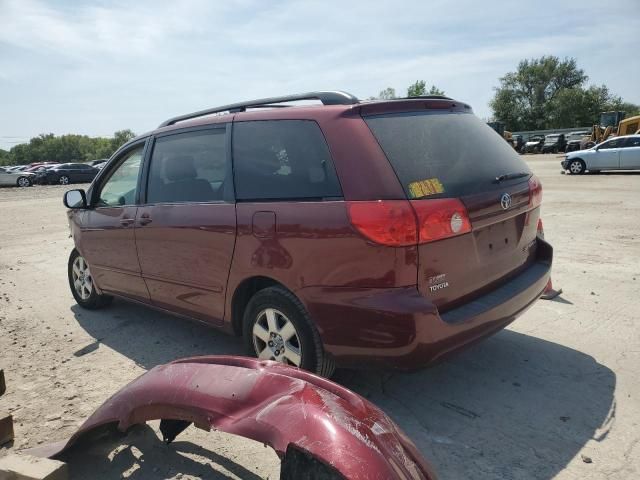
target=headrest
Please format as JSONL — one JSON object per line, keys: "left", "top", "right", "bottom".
{"left": 164, "top": 155, "right": 197, "bottom": 181}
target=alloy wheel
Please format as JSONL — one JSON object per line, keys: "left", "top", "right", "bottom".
{"left": 17, "top": 177, "right": 30, "bottom": 187}
{"left": 59, "top": 176, "right": 70, "bottom": 185}
{"left": 252, "top": 308, "right": 302, "bottom": 367}
{"left": 72, "top": 255, "right": 93, "bottom": 300}
{"left": 569, "top": 161, "right": 583, "bottom": 174}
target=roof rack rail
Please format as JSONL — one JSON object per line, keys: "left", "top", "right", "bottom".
{"left": 158, "top": 90, "right": 360, "bottom": 128}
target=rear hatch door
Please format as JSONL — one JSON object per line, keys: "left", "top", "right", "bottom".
{"left": 364, "top": 110, "right": 540, "bottom": 310}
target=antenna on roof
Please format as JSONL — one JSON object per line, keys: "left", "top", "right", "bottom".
{"left": 158, "top": 90, "right": 359, "bottom": 128}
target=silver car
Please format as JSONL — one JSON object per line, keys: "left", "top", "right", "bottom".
{"left": 562, "top": 135, "right": 640, "bottom": 174}
{"left": 0, "top": 167, "right": 36, "bottom": 187}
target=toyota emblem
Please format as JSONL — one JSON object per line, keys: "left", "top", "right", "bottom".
{"left": 500, "top": 193, "right": 512, "bottom": 210}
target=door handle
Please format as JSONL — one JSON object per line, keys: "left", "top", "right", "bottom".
{"left": 120, "top": 218, "right": 134, "bottom": 227}
{"left": 139, "top": 215, "right": 152, "bottom": 226}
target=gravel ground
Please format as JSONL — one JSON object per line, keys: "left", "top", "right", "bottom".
{"left": 0, "top": 155, "right": 639, "bottom": 479}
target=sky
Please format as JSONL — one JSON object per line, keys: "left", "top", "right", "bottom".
{"left": 1, "top": 0, "right": 639, "bottom": 150}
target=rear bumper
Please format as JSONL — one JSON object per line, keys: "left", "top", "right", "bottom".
{"left": 299, "top": 239, "right": 552, "bottom": 370}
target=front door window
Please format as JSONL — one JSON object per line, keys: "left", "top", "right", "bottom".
{"left": 97, "top": 147, "right": 144, "bottom": 207}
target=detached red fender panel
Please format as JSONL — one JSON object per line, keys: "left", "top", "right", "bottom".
{"left": 35, "top": 356, "right": 436, "bottom": 479}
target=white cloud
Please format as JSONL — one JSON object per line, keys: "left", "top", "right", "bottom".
{"left": 0, "top": 0, "right": 638, "bottom": 148}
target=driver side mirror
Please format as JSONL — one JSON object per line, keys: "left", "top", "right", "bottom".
{"left": 63, "top": 189, "right": 87, "bottom": 209}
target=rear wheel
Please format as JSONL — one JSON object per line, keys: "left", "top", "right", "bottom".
{"left": 68, "top": 249, "right": 113, "bottom": 309}
{"left": 569, "top": 159, "right": 586, "bottom": 175}
{"left": 243, "top": 286, "right": 335, "bottom": 377}
{"left": 59, "top": 175, "right": 70, "bottom": 185}
{"left": 16, "top": 176, "right": 31, "bottom": 187}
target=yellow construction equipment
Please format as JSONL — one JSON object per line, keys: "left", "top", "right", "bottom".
{"left": 617, "top": 115, "right": 640, "bottom": 136}
{"left": 587, "top": 111, "right": 640, "bottom": 145}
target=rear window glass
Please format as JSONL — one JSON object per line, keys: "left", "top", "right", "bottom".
{"left": 364, "top": 112, "right": 532, "bottom": 198}
{"left": 233, "top": 120, "right": 342, "bottom": 201}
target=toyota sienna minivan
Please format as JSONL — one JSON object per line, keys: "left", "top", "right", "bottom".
{"left": 64, "top": 91, "right": 552, "bottom": 377}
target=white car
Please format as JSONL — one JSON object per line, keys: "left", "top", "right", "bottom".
{"left": 562, "top": 135, "right": 640, "bottom": 174}
{"left": 0, "top": 167, "right": 36, "bottom": 187}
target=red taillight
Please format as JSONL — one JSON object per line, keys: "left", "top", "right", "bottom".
{"left": 411, "top": 198, "right": 471, "bottom": 243}
{"left": 347, "top": 199, "right": 472, "bottom": 247}
{"left": 528, "top": 175, "right": 542, "bottom": 208}
{"left": 347, "top": 200, "right": 417, "bottom": 246}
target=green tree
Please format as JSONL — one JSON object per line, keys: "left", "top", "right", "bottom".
{"left": 489, "top": 55, "right": 616, "bottom": 130}
{"left": 407, "top": 80, "right": 445, "bottom": 97}
{"left": 111, "top": 129, "right": 136, "bottom": 151}
{"left": 546, "top": 85, "right": 636, "bottom": 128}
{"left": 491, "top": 56, "right": 640, "bottom": 130}
{"left": 0, "top": 148, "right": 10, "bottom": 166}
{"left": 378, "top": 87, "right": 397, "bottom": 100}
{"left": 426, "top": 85, "right": 445, "bottom": 96}
{"left": 407, "top": 80, "right": 426, "bottom": 97}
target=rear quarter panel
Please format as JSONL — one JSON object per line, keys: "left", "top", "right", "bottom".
{"left": 226, "top": 202, "right": 417, "bottom": 302}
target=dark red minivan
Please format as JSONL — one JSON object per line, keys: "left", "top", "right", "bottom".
{"left": 64, "top": 91, "right": 552, "bottom": 377}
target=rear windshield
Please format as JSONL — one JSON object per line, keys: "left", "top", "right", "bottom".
{"left": 365, "top": 111, "right": 531, "bottom": 198}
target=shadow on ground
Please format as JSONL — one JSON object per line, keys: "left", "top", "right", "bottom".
{"left": 71, "top": 300, "right": 244, "bottom": 368}
{"left": 61, "top": 424, "right": 266, "bottom": 480}
{"left": 72, "top": 300, "right": 615, "bottom": 480}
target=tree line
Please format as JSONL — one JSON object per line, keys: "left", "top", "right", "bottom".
{"left": 371, "top": 80, "right": 446, "bottom": 101}
{"left": 0, "top": 130, "right": 136, "bottom": 166}
{"left": 374, "top": 56, "right": 638, "bottom": 132}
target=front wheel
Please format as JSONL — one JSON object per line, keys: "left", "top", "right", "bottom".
{"left": 243, "top": 286, "right": 335, "bottom": 377}
{"left": 59, "top": 175, "right": 70, "bottom": 185}
{"left": 68, "top": 249, "right": 113, "bottom": 309}
{"left": 16, "top": 176, "right": 31, "bottom": 187}
{"left": 569, "top": 159, "right": 586, "bottom": 175}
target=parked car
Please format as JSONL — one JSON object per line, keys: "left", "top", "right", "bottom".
{"left": 25, "top": 165, "right": 48, "bottom": 173}
{"left": 561, "top": 135, "right": 640, "bottom": 174}
{"left": 522, "top": 135, "right": 545, "bottom": 153}
{"left": 90, "top": 159, "right": 108, "bottom": 167}
{"left": 513, "top": 134, "right": 524, "bottom": 152}
{"left": 42, "top": 163, "right": 99, "bottom": 185}
{"left": 565, "top": 131, "right": 591, "bottom": 153}
{"left": 63, "top": 91, "right": 552, "bottom": 376}
{"left": 541, "top": 133, "right": 565, "bottom": 153}
{"left": 0, "top": 166, "right": 35, "bottom": 187}
{"left": 33, "top": 164, "right": 62, "bottom": 184}
{"left": 5, "top": 165, "right": 28, "bottom": 172}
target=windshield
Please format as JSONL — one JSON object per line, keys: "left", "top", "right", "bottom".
{"left": 364, "top": 111, "right": 531, "bottom": 198}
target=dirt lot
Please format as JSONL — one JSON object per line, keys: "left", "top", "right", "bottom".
{"left": 1, "top": 154, "right": 639, "bottom": 479}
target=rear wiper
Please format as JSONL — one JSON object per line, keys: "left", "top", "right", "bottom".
{"left": 494, "top": 171, "right": 530, "bottom": 183}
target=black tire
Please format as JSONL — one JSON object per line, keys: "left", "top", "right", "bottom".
{"left": 59, "top": 175, "right": 70, "bottom": 185}
{"left": 568, "top": 159, "right": 586, "bottom": 175}
{"left": 68, "top": 249, "right": 113, "bottom": 309}
{"left": 16, "top": 176, "right": 31, "bottom": 187}
{"left": 243, "top": 286, "right": 335, "bottom": 377}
